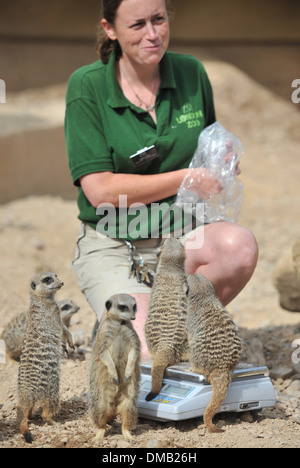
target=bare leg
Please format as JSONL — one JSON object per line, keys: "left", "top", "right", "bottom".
{"left": 131, "top": 293, "right": 150, "bottom": 359}
{"left": 184, "top": 222, "right": 258, "bottom": 306}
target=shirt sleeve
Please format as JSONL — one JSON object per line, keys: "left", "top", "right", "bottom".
{"left": 65, "top": 75, "right": 113, "bottom": 186}
{"left": 201, "top": 65, "right": 217, "bottom": 128}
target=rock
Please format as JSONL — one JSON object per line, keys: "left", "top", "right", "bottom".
{"left": 146, "top": 439, "right": 159, "bottom": 448}
{"left": 32, "top": 237, "right": 45, "bottom": 250}
{"left": 244, "top": 337, "right": 266, "bottom": 366}
{"left": 1, "top": 400, "right": 16, "bottom": 413}
{"left": 292, "top": 414, "right": 300, "bottom": 424}
{"left": 285, "top": 380, "right": 300, "bottom": 397}
{"left": 292, "top": 238, "right": 300, "bottom": 276}
{"left": 72, "top": 329, "right": 87, "bottom": 347}
{"left": 241, "top": 412, "right": 254, "bottom": 423}
{"left": 116, "top": 439, "right": 131, "bottom": 449}
{"left": 270, "top": 366, "right": 294, "bottom": 380}
{"left": 272, "top": 246, "right": 300, "bottom": 312}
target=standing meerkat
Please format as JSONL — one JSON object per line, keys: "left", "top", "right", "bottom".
{"left": 144, "top": 237, "right": 188, "bottom": 401}
{"left": 89, "top": 294, "right": 141, "bottom": 444}
{"left": 187, "top": 273, "right": 243, "bottom": 433}
{"left": 1, "top": 299, "right": 79, "bottom": 362}
{"left": 17, "top": 272, "right": 74, "bottom": 443}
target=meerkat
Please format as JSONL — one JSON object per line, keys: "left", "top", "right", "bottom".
{"left": 186, "top": 273, "right": 243, "bottom": 433}
{"left": 89, "top": 294, "right": 141, "bottom": 444}
{"left": 1, "top": 299, "right": 79, "bottom": 362}
{"left": 58, "top": 299, "right": 80, "bottom": 328}
{"left": 1, "top": 311, "right": 27, "bottom": 362}
{"left": 144, "top": 237, "right": 189, "bottom": 401}
{"left": 17, "top": 272, "right": 74, "bottom": 443}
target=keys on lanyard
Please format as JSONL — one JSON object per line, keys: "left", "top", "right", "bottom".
{"left": 125, "top": 241, "right": 155, "bottom": 287}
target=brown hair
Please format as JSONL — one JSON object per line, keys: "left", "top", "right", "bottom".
{"left": 96, "top": 0, "right": 174, "bottom": 64}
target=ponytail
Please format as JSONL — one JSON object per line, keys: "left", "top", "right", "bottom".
{"left": 96, "top": 0, "right": 123, "bottom": 64}
{"left": 97, "top": 36, "right": 122, "bottom": 65}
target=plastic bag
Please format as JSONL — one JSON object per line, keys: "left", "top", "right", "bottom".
{"left": 176, "top": 122, "right": 244, "bottom": 223}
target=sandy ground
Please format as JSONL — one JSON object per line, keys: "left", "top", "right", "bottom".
{"left": 1, "top": 60, "right": 300, "bottom": 449}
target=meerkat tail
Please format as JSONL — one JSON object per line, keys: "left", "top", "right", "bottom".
{"left": 203, "top": 369, "right": 232, "bottom": 433}
{"left": 146, "top": 350, "right": 172, "bottom": 401}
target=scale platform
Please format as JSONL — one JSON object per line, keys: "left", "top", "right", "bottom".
{"left": 138, "top": 361, "right": 276, "bottom": 422}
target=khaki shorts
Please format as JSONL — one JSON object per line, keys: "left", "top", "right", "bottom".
{"left": 72, "top": 222, "right": 203, "bottom": 320}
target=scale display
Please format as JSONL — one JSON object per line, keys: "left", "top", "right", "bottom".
{"left": 138, "top": 361, "right": 276, "bottom": 422}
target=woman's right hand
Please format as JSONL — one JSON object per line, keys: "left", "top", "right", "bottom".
{"left": 187, "top": 168, "right": 223, "bottom": 200}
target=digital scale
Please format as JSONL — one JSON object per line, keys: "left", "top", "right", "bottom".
{"left": 138, "top": 361, "right": 276, "bottom": 422}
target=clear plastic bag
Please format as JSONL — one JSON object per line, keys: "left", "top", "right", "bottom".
{"left": 176, "top": 122, "right": 244, "bottom": 223}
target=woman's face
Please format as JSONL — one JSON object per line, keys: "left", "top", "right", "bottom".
{"left": 102, "top": 0, "right": 170, "bottom": 67}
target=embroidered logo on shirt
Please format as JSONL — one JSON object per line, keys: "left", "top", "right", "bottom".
{"left": 175, "top": 104, "right": 204, "bottom": 129}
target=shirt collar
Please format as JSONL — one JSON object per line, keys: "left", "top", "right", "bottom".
{"left": 106, "top": 50, "right": 176, "bottom": 109}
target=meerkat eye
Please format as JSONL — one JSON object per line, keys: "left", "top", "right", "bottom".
{"left": 118, "top": 305, "right": 128, "bottom": 312}
{"left": 42, "top": 276, "right": 54, "bottom": 285}
{"left": 61, "top": 304, "right": 71, "bottom": 311}
{"left": 31, "top": 281, "right": 36, "bottom": 290}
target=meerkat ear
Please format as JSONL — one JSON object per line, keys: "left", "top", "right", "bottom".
{"left": 31, "top": 281, "right": 36, "bottom": 291}
{"left": 105, "top": 300, "right": 112, "bottom": 311}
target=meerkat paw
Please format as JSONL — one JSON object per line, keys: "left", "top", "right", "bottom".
{"left": 41, "top": 409, "right": 58, "bottom": 426}
{"left": 93, "top": 429, "right": 105, "bottom": 445}
{"left": 44, "top": 417, "right": 58, "bottom": 427}
{"left": 189, "top": 366, "right": 204, "bottom": 375}
{"left": 122, "top": 429, "right": 136, "bottom": 444}
{"left": 207, "top": 425, "right": 225, "bottom": 434}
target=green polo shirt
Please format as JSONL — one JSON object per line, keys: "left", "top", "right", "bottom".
{"left": 65, "top": 50, "right": 216, "bottom": 240}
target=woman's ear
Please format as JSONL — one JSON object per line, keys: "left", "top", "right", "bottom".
{"left": 101, "top": 18, "right": 118, "bottom": 41}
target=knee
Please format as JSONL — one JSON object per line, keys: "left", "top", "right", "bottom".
{"left": 223, "top": 225, "right": 259, "bottom": 275}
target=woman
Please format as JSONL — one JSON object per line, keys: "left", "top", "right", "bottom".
{"left": 65, "top": 0, "right": 258, "bottom": 357}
